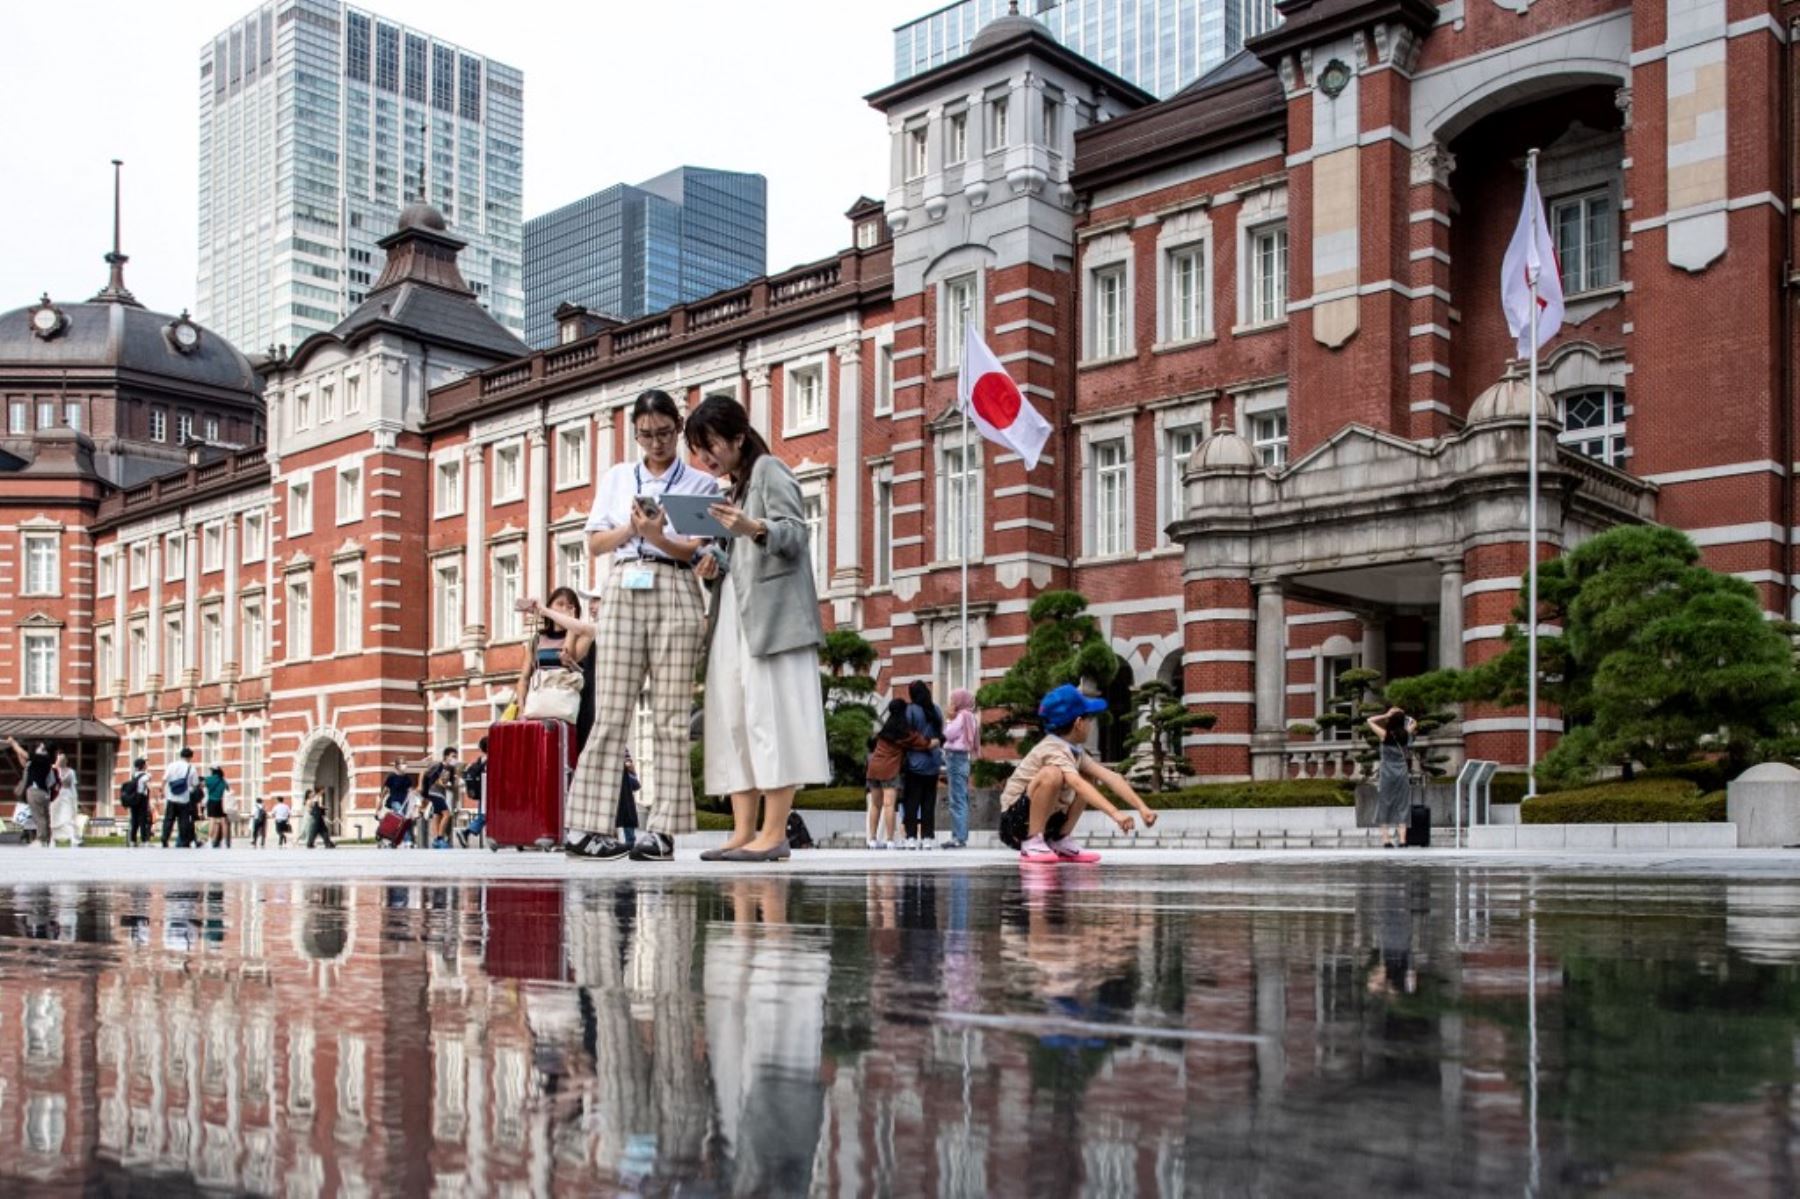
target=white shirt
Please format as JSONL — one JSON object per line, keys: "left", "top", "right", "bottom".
{"left": 164, "top": 762, "right": 198, "bottom": 804}
{"left": 584, "top": 458, "right": 721, "bottom": 562}
{"left": 273, "top": 802, "right": 292, "bottom": 822}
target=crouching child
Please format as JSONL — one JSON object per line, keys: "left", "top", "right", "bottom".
{"left": 998, "top": 685, "right": 1159, "bottom": 863}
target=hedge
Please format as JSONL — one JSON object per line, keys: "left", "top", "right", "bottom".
{"left": 795, "top": 779, "right": 1356, "bottom": 811}
{"left": 1520, "top": 778, "right": 1726, "bottom": 824}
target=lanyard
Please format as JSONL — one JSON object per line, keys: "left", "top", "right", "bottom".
{"left": 629, "top": 459, "right": 684, "bottom": 557}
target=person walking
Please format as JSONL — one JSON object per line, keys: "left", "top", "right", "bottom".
{"left": 457, "top": 737, "right": 487, "bottom": 848}
{"left": 683, "top": 393, "right": 831, "bottom": 863}
{"left": 1368, "top": 707, "right": 1418, "bottom": 849}
{"left": 6, "top": 738, "right": 55, "bottom": 851}
{"left": 50, "top": 753, "right": 80, "bottom": 847}
{"left": 900, "top": 682, "right": 945, "bottom": 850}
{"left": 941, "top": 689, "right": 979, "bottom": 848}
{"left": 421, "top": 749, "right": 460, "bottom": 849}
{"left": 204, "top": 766, "right": 234, "bottom": 848}
{"left": 251, "top": 797, "right": 268, "bottom": 847}
{"left": 123, "top": 757, "right": 153, "bottom": 847}
{"left": 305, "top": 789, "right": 336, "bottom": 849}
{"left": 619, "top": 753, "right": 642, "bottom": 848}
{"left": 566, "top": 389, "right": 721, "bottom": 862}
{"left": 272, "top": 797, "right": 293, "bottom": 847}
{"left": 161, "top": 748, "right": 200, "bottom": 848}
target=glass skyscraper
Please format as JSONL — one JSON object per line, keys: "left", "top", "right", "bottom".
{"left": 893, "top": 0, "right": 1280, "bottom": 98}
{"left": 197, "top": 0, "right": 524, "bottom": 356}
{"left": 522, "top": 168, "right": 767, "bottom": 348}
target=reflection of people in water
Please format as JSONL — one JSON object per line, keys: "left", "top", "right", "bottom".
{"left": 1367, "top": 879, "right": 1421, "bottom": 997}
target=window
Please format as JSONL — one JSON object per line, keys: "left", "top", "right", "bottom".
{"left": 906, "top": 126, "right": 928, "bottom": 180}
{"left": 1093, "top": 265, "right": 1127, "bottom": 359}
{"left": 129, "top": 543, "right": 148, "bottom": 590}
{"left": 164, "top": 533, "right": 185, "bottom": 581}
{"left": 242, "top": 599, "right": 264, "bottom": 676}
{"left": 940, "top": 274, "right": 978, "bottom": 373}
{"left": 433, "top": 559, "right": 463, "bottom": 649}
{"left": 492, "top": 549, "right": 522, "bottom": 639}
{"left": 786, "top": 364, "right": 825, "bottom": 433}
{"left": 22, "top": 632, "right": 57, "bottom": 697}
{"left": 492, "top": 442, "right": 523, "bottom": 504}
{"left": 345, "top": 375, "right": 363, "bottom": 414}
{"left": 286, "top": 579, "right": 312, "bottom": 660}
{"left": 1553, "top": 189, "right": 1617, "bottom": 295}
{"left": 1250, "top": 409, "right": 1289, "bottom": 468}
{"left": 856, "top": 220, "right": 880, "bottom": 250}
{"left": 337, "top": 466, "right": 363, "bottom": 523}
{"left": 1559, "top": 388, "right": 1628, "bottom": 466}
{"left": 128, "top": 622, "right": 147, "bottom": 691}
{"left": 435, "top": 458, "right": 464, "bottom": 516}
{"left": 243, "top": 512, "right": 265, "bottom": 563}
{"left": 320, "top": 382, "right": 336, "bottom": 423}
{"left": 65, "top": 402, "right": 82, "bottom": 431}
{"left": 873, "top": 475, "right": 893, "bottom": 587}
{"left": 947, "top": 110, "right": 967, "bottom": 164}
{"left": 203, "top": 415, "right": 219, "bottom": 441}
{"left": 150, "top": 408, "right": 167, "bottom": 442}
{"left": 938, "top": 434, "right": 982, "bottom": 561}
{"left": 8, "top": 401, "right": 25, "bottom": 434}
{"left": 294, "top": 390, "right": 312, "bottom": 431}
{"left": 202, "top": 523, "right": 223, "bottom": 573}
{"left": 874, "top": 342, "right": 895, "bottom": 415}
{"left": 36, "top": 400, "right": 54, "bottom": 430}
{"left": 557, "top": 425, "right": 589, "bottom": 489}
{"left": 991, "top": 96, "right": 1010, "bottom": 148}
{"left": 289, "top": 478, "right": 313, "bottom": 535}
{"left": 557, "top": 537, "right": 587, "bottom": 593}
{"left": 96, "top": 629, "right": 115, "bottom": 694}
{"left": 1093, "top": 438, "right": 1130, "bottom": 557}
{"left": 1166, "top": 243, "right": 1206, "bottom": 343}
{"left": 177, "top": 413, "right": 194, "bottom": 443}
{"left": 335, "top": 566, "right": 362, "bottom": 654}
{"left": 22, "top": 533, "right": 57, "bottom": 595}
{"left": 164, "top": 615, "right": 185, "bottom": 678}
{"left": 1250, "top": 223, "right": 1289, "bottom": 326}
{"left": 1043, "top": 94, "right": 1060, "bottom": 147}
{"left": 1164, "top": 424, "right": 1203, "bottom": 541}
{"left": 242, "top": 728, "right": 262, "bottom": 802}
{"left": 802, "top": 493, "right": 826, "bottom": 588}
{"left": 97, "top": 548, "right": 115, "bottom": 597}
{"left": 202, "top": 607, "right": 223, "bottom": 681}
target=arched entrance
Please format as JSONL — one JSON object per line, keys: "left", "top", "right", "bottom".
{"left": 296, "top": 733, "right": 352, "bottom": 830}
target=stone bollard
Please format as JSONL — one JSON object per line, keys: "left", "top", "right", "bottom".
{"left": 1727, "top": 763, "right": 1800, "bottom": 847}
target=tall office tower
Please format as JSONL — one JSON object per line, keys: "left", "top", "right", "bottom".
{"left": 893, "top": 0, "right": 1279, "bottom": 98}
{"left": 197, "top": 1, "right": 525, "bottom": 357}
{"left": 522, "top": 167, "right": 767, "bottom": 348}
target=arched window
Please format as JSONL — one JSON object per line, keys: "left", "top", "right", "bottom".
{"left": 1558, "top": 388, "right": 1627, "bottom": 466}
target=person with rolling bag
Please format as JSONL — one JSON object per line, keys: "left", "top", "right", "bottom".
{"left": 487, "top": 590, "right": 590, "bottom": 851}
{"left": 1368, "top": 707, "right": 1422, "bottom": 849}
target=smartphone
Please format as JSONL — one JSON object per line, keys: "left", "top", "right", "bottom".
{"left": 635, "top": 495, "right": 662, "bottom": 519}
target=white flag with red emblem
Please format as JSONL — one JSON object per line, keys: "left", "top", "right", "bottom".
{"left": 957, "top": 318, "right": 1051, "bottom": 471}
{"left": 1500, "top": 155, "right": 1565, "bottom": 359}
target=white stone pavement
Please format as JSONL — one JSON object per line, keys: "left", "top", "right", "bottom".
{"left": 3, "top": 844, "right": 1800, "bottom": 884}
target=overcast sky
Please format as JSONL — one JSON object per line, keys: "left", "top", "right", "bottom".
{"left": 0, "top": 0, "right": 927, "bottom": 318}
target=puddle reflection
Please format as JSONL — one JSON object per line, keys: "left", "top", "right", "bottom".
{"left": 0, "top": 865, "right": 1797, "bottom": 1195}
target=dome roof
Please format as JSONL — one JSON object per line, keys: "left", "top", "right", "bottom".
{"left": 970, "top": 2, "right": 1047, "bottom": 53}
{"left": 1194, "top": 423, "right": 1259, "bottom": 470}
{"left": 397, "top": 200, "right": 449, "bottom": 233}
{"left": 0, "top": 298, "right": 260, "bottom": 396}
{"left": 1468, "top": 377, "right": 1555, "bottom": 425}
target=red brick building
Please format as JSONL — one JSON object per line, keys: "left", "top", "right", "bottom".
{"left": 3, "top": 0, "right": 1793, "bottom": 811}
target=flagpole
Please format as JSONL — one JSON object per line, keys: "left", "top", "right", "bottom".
{"left": 1525, "top": 147, "right": 1541, "bottom": 801}
{"left": 960, "top": 319, "right": 972, "bottom": 701}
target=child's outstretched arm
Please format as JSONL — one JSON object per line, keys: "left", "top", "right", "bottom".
{"left": 1066, "top": 771, "right": 1135, "bottom": 832}
{"left": 1085, "top": 761, "right": 1159, "bottom": 827}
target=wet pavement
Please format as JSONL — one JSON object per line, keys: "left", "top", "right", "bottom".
{"left": 1, "top": 860, "right": 1798, "bottom": 1196}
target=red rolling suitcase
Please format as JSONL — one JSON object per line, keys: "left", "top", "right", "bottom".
{"left": 487, "top": 719, "right": 573, "bottom": 851}
{"left": 376, "top": 810, "right": 408, "bottom": 847}
{"left": 483, "top": 884, "right": 567, "bottom": 982}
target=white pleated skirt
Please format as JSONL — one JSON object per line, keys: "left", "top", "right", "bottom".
{"left": 704, "top": 574, "right": 831, "bottom": 796}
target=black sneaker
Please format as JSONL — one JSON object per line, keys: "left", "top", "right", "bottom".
{"left": 565, "top": 833, "right": 632, "bottom": 861}
{"left": 628, "top": 832, "right": 674, "bottom": 861}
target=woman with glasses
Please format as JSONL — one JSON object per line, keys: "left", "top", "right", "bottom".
{"left": 566, "top": 389, "right": 721, "bottom": 861}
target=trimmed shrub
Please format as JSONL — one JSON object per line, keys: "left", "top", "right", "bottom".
{"left": 1145, "top": 779, "right": 1356, "bottom": 810}
{"left": 1520, "top": 778, "right": 1723, "bottom": 824}
{"left": 1490, "top": 773, "right": 1533, "bottom": 806}
{"left": 1637, "top": 760, "right": 1730, "bottom": 793}
{"left": 793, "top": 786, "right": 873, "bottom": 811}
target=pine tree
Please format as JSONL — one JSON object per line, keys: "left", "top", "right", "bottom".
{"left": 976, "top": 590, "right": 1121, "bottom": 755}
{"left": 820, "top": 628, "right": 879, "bottom": 786}
{"left": 1122, "top": 679, "right": 1214, "bottom": 792}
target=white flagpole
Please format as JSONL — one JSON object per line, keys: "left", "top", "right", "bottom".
{"left": 1525, "top": 147, "right": 1541, "bottom": 800}
{"left": 960, "top": 382, "right": 971, "bottom": 697}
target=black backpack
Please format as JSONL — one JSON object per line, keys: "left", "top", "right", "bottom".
{"left": 785, "top": 811, "right": 814, "bottom": 850}
{"left": 118, "top": 775, "right": 139, "bottom": 806}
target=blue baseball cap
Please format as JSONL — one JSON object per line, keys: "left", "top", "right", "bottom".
{"left": 1039, "top": 684, "right": 1107, "bottom": 730}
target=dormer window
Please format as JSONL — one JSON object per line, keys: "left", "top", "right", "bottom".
{"left": 856, "top": 221, "right": 879, "bottom": 250}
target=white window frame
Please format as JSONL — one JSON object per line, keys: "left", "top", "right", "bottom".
{"left": 555, "top": 423, "right": 590, "bottom": 490}
{"left": 129, "top": 543, "right": 148, "bottom": 590}
{"left": 150, "top": 408, "right": 167, "bottom": 442}
{"left": 1081, "top": 231, "right": 1134, "bottom": 364}
{"left": 97, "top": 547, "right": 115, "bottom": 598}
{"left": 936, "top": 429, "right": 984, "bottom": 564}
{"left": 336, "top": 464, "right": 364, "bottom": 524}
{"left": 163, "top": 613, "right": 184, "bottom": 677}
{"left": 491, "top": 545, "right": 524, "bottom": 641}
{"left": 1240, "top": 386, "right": 1290, "bottom": 469}
{"left": 555, "top": 534, "right": 588, "bottom": 594}
{"left": 203, "top": 415, "right": 219, "bottom": 442}
{"left": 434, "top": 456, "right": 464, "bottom": 517}
{"left": 1155, "top": 404, "right": 1210, "bottom": 546}
{"left": 285, "top": 576, "right": 313, "bottom": 661}
{"left": 947, "top": 109, "right": 968, "bottom": 164}
{"left": 936, "top": 637, "right": 982, "bottom": 705}
{"left": 1156, "top": 207, "right": 1213, "bottom": 348}
{"left": 905, "top": 125, "right": 928, "bottom": 181}
{"left": 990, "top": 94, "right": 1010, "bottom": 149}
{"left": 783, "top": 356, "right": 829, "bottom": 436}
{"left": 1551, "top": 187, "right": 1619, "bottom": 297}
{"left": 800, "top": 486, "right": 827, "bottom": 589}
{"left": 242, "top": 512, "right": 266, "bottom": 564}
{"left": 344, "top": 372, "right": 363, "bottom": 414}
{"left": 128, "top": 620, "right": 147, "bottom": 692}
{"left": 871, "top": 467, "right": 894, "bottom": 589}
{"left": 1234, "top": 187, "right": 1289, "bottom": 332}
{"left": 293, "top": 389, "right": 312, "bottom": 432}
{"left": 95, "top": 626, "right": 115, "bottom": 695}
{"left": 873, "top": 334, "right": 895, "bottom": 416}
{"left": 319, "top": 381, "right": 337, "bottom": 423}
{"left": 1557, "top": 388, "right": 1629, "bottom": 466}
{"left": 22, "top": 532, "right": 58, "bottom": 596}
{"left": 242, "top": 597, "right": 265, "bottom": 676}
{"left": 936, "top": 271, "right": 982, "bottom": 376}
{"left": 164, "top": 532, "right": 185, "bottom": 582}
{"left": 201, "top": 605, "right": 224, "bottom": 682}
{"left": 433, "top": 556, "right": 464, "bottom": 650}
{"left": 288, "top": 476, "right": 314, "bottom": 536}
{"left": 334, "top": 563, "right": 363, "bottom": 655}
{"left": 242, "top": 727, "right": 263, "bottom": 802}
{"left": 1081, "top": 424, "right": 1135, "bottom": 560}
{"left": 491, "top": 439, "right": 524, "bottom": 505}
{"left": 8, "top": 401, "right": 27, "bottom": 434}
{"left": 176, "top": 412, "right": 194, "bottom": 443}
{"left": 202, "top": 522, "right": 224, "bottom": 573}
{"left": 21, "top": 630, "right": 57, "bottom": 698}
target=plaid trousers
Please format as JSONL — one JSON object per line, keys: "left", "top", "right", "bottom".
{"left": 566, "top": 564, "right": 705, "bottom": 837}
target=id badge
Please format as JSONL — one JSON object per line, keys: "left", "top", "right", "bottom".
{"left": 622, "top": 565, "right": 656, "bottom": 592}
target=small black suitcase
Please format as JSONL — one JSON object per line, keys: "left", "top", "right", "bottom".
{"left": 1404, "top": 801, "right": 1431, "bottom": 848}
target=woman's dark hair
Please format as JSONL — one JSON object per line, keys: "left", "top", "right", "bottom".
{"left": 1384, "top": 710, "right": 1412, "bottom": 747}
{"left": 877, "top": 698, "right": 911, "bottom": 742}
{"left": 908, "top": 680, "right": 944, "bottom": 739}
{"left": 541, "top": 586, "right": 581, "bottom": 637}
{"left": 630, "top": 389, "right": 684, "bottom": 432}
{"left": 685, "top": 394, "right": 771, "bottom": 501}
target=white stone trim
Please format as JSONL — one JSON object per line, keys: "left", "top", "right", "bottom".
{"left": 1462, "top": 576, "right": 1521, "bottom": 597}
{"left": 1686, "top": 521, "right": 1785, "bottom": 547}
{"left": 1461, "top": 717, "right": 1566, "bottom": 734}
{"left": 1640, "top": 459, "right": 1785, "bottom": 485}
{"left": 1627, "top": 192, "right": 1787, "bottom": 233}
{"left": 1182, "top": 609, "right": 1255, "bottom": 624}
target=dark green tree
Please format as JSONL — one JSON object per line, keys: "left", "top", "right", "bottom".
{"left": 976, "top": 590, "right": 1121, "bottom": 755}
{"left": 1122, "top": 679, "right": 1213, "bottom": 792}
{"left": 821, "top": 628, "right": 880, "bottom": 786}
{"left": 1386, "top": 524, "right": 1800, "bottom": 785}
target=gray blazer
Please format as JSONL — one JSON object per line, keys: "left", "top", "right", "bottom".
{"left": 708, "top": 453, "right": 826, "bottom": 658}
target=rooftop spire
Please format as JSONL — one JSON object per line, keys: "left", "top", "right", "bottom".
{"left": 92, "top": 159, "right": 141, "bottom": 307}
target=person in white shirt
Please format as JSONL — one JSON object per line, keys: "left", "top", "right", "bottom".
{"left": 272, "top": 799, "right": 293, "bottom": 846}
{"left": 49, "top": 754, "right": 80, "bottom": 847}
{"left": 162, "top": 747, "right": 200, "bottom": 848}
{"left": 565, "top": 389, "right": 721, "bottom": 864}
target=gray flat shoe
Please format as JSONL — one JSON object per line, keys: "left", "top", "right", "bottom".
{"left": 699, "top": 845, "right": 747, "bottom": 862}
{"left": 721, "top": 845, "right": 791, "bottom": 862}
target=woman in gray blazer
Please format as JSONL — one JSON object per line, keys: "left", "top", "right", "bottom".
{"left": 686, "top": 394, "right": 831, "bottom": 862}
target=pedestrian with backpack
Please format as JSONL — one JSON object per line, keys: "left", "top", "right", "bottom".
{"left": 121, "top": 758, "right": 153, "bottom": 847}
{"left": 161, "top": 748, "right": 200, "bottom": 848}
{"left": 6, "top": 737, "right": 55, "bottom": 852}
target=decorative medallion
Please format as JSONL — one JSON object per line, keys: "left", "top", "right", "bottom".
{"left": 1317, "top": 59, "right": 1352, "bottom": 99}
{"left": 28, "top": 294, "right": 66, "bottom": 341}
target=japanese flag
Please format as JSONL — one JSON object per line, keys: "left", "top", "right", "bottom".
{"left": 1500, "top": 155, "right": 1565, "bottom": 359}
{"left": 957, "top": 318, "right": 1052, "bottom": 470}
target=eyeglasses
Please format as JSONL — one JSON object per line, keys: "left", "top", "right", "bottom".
{"left": 635, "top": 425, "right": 680, "bottom": 445}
